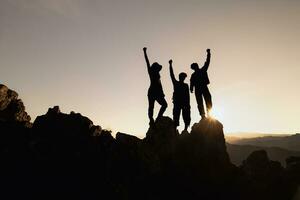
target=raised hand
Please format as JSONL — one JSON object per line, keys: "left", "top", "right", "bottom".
{"left": 143, "top": 47, "right": 150, "bottom": 73}
{"left": 169, "top": 59, "right": 176, "bottom": 83}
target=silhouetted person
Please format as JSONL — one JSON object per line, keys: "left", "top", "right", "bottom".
{"left": 169, "top": 60, "right": 191, "bottom": 131}
{"left": 190, "top": 49, "right": 212, "bottom": 119}
{"left": 143, "top": 47, "right": 168, "bottom": 125}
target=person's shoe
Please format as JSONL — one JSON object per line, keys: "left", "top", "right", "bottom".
{"left": 184, "top": 124, "right": 189, "bottom": 131}
{"left": 181, "top": 129, "right": 189, "bottom": 136}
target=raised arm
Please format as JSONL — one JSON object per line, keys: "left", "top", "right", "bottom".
{"left": 202, "top": 49, "right": 211, "bottom": 71}
{"left": 169, "top": 59, "right": 176, "bottom": 84}
{"left": 143, "top": 47, "right": 151, "bottom": 74}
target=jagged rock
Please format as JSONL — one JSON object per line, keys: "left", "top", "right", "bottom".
{"left": 90, "top": 125, "right": 102, "bottom": 136}
{"left": 98, "top": 129, "right": 115, "bottom": 146}
{"left": 116, "top": 132, "right": 141, "bottom": 146}
{"left": 0, "top": 84, "right": 18, "bottom": 110}
{"left": 143, "top": 117, "right": 178, "bottom": 163}
{"left": 144, "top": 116, "right": 178, "bottom": 148}
{"left": 191, "top": 118, "right": 226, "bottom": 145}
{"left": 145, "top": 116, "right": 178, "bottom": 141}
{"left": 0, "top": 84, "right": 31, "bottom": 126}
{"left": 190, "top": 118, "right": 231, "bottom": 166}
{"left": 32, "top": 106, "right": 99, "bottom": 137}
{"left": 171, "top": 118, "right": 234, "bottom": 192}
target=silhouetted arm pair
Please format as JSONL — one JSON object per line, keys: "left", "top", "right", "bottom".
{"left": 169, "top": 60, "right": 176, "bottom": 84}
{"left": 143, "top": 47, "right": 151, "bottom": 75}
{"left": 202, "top": 49, "right": 211, "bottom": 71}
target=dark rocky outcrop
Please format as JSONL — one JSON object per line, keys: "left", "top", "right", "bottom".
{"left": 0, "top": 84, "right": 31, "bottom": 127}
{"left": 239, "top": 150, "right": 297, "bottom": 200}
{"left": 286, "top": 156, "right": 300, "bottom": 186}
{"left": 32, "top": 106, "right": 102, "bottom": 137}
{"left": 0, "top": 84, "right": 299, "bottom": 200}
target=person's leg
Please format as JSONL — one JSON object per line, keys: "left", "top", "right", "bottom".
{"left": 156, "top": 96, "right": 168, "bottom": 119}
{"left": 173, "top": 104, "right": 181, "bottom": 127}
{"left": 182, "top": 106, "right": 191, "bottom": 130}
{"left": 148, "top": 95, "right": 155, "bottom": 124}
{"left": 195, "top": 90, "right": 205, "bottom": 118}
{"left": 202, "top": 86, "right": 212, "bottom": 116}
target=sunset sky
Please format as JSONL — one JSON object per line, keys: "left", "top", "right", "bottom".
{"left": 1, "top": 0, "right": 299, "bottom": 138}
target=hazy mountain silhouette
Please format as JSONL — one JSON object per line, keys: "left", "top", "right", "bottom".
{"left": 226, "top": 134, "right": 300, "bottom": 152}
{"left": 0, "top": 84, "right": 299, "bottom": 200}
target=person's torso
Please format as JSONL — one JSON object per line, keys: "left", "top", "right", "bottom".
{"left": 173, "top": 82, "right": 190, "bottom": 106}
{"left": 192, "top": 69, "right": 210, "bottom": 88}
{"left": 148, "top": 71, "right": 164, "bottom": 96}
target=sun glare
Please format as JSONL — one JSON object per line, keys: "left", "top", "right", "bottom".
{"left": 209, "top": 105, "right": 225, "bottom": 121}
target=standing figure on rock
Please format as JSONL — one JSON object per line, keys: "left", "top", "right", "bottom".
{"left": 190, "top": 49, "right": 212, "bottom": 119}
{"left": 143, "top": 47, "right": 168, "bottom": 126}
{"left": 169, "top": 59, "right": 191, "bottom": 131}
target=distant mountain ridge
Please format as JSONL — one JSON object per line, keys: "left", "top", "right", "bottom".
{"left": 226, "top": 134, "right": 300, "bottom": 152}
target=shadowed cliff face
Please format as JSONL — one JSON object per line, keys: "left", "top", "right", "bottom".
{"left": 0, "top": 84, "right": 299, "bottom": 200}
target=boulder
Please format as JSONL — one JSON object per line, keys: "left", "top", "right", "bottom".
{"left": 145, "top": 116, "right": 178, "bottom": 141}
{"left": 190, "top": 118, "right": 231, "bottom": 166}
{"left": 143, "top": 116, "right": 178, "bottom": 161}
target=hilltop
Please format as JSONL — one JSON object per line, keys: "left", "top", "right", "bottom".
{"left": 0, "top": 84, "right": 299, "bottom": 200}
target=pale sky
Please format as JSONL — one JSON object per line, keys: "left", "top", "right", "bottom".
{"left": 0, "top": 0, "right": 299, "bottom": 138}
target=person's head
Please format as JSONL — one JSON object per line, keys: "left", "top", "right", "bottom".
{"left": 179, "top": 72, "right": 187, "bottom": 82}
{"left": 191, "top": 63, "right": 199, "bottom": 71}
{"left": 151, "top": 62, "right": 162, "bottom": 72}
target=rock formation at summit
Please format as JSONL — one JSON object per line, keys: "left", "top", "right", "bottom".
{"left": 0, "top": 84, "right": 299, "bottom": 200}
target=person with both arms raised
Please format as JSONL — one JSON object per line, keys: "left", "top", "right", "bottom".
{"left": 169, "top": 59, "right": 191, "bottom": 131}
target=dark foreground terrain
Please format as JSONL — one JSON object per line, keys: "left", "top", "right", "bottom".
{"left": 0, "top": 84, "right": 299, "bottom": 200}
{"left": 227, "top": 143, "right": 300, "bottom": 166}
